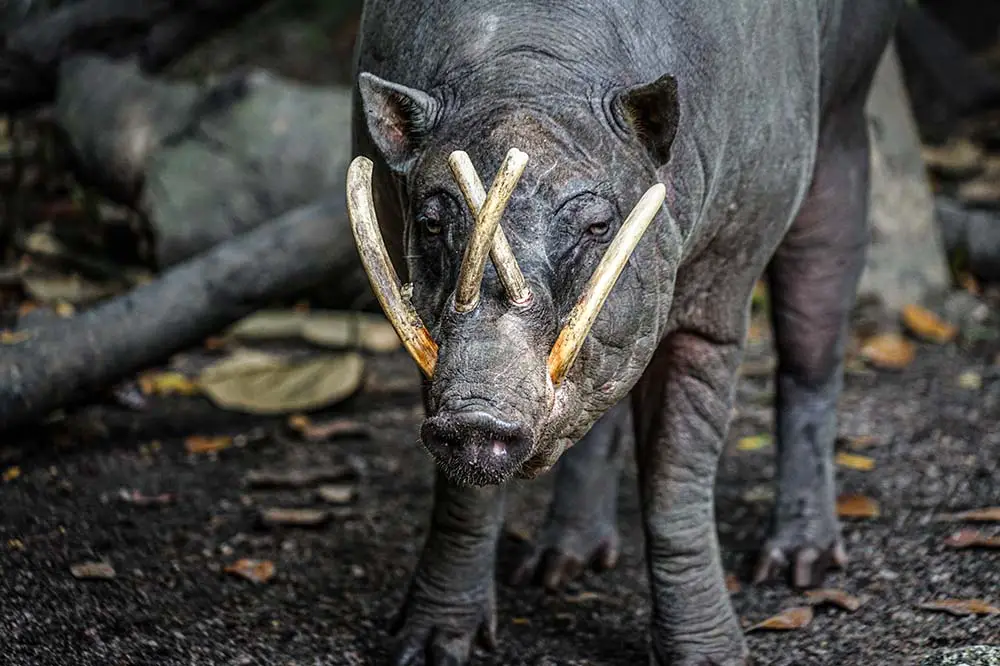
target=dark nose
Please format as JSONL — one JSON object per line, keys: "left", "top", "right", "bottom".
{"left": 420, "top": 410, "right": 534, "bottom": 486}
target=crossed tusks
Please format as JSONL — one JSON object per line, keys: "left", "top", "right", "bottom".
{"left": 346, "top": 148, "right": 666, "bottom": 384}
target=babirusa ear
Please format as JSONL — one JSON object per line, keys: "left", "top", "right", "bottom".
{"left": 614, "top": 74, "right": 680, "bottom": 167}
{"left": 358, "top": 72, "right": 439, "bottom": 173}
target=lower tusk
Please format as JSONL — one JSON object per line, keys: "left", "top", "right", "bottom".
{"left": 451, "top": 148, "right": 529, "bottom": 312}
{"left": 347, "top": 156, "right": 438, "bottom": 378}
{"left": 547, "top": 183, "right": 667, "bottom": 385}
{"left": 449, "top": 151, "right": 532, "bottom": 306}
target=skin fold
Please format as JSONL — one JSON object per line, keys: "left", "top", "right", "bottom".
{"left": 350, "top": 1, "right": 903, "bottom": 663}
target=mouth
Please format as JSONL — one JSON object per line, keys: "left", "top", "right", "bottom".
{"left": 347, "top": 146, "right": 664, "bottom": 484}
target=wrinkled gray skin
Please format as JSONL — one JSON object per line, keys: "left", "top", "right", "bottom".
{"left": 351, "top": 1, "right": 902, "bottom": 663}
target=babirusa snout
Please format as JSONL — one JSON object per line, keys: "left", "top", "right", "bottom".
{"left": 450, "top": 148, "right": 529, "bottom": 312}
{"left": 548, "top": 183, "right": 667, "bottom": 385}
{"left": 448, "top": 150, "right": 532, "bottom": 307}
{"left": 347, "top": 156, "right": 438, "bottom": 377}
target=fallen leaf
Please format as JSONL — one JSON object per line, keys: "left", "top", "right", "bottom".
{"left": 138, "top": 371, "right": 200, "bottom": 397}
{"left": 22, "top": 274, "right": 118, "bottom": 306}
{"left": 8, "top": 538, "right": 24, "bottom": 550}
{"left": 0, "top": 330, "right": 31, "bottom": 344}
{"left": 184, "top": 435, "right": 233, "bottom": 455}
{"left": 3, "top": 466, "right": 21, "bottom": 482}
{"left": 921, "top": 138, "right": 983, "bottom": 176}
{"left": 316, "top": 484, "right": 356, "bottom": 504}
{"left": 944, "top": 529, "right": 1000, "bottom": 549}
{"left": 117, "top": 488, "right": 174, "bottom": 507}
{"left": 938, "top": 507, "right": 1000, "bottom": 523}
{"left": 511, "top": 617, "right": 530, "bottom": 625}
{"left": 957, "top": 371, "right": 982, "bottom": 390}
{"left": 917, "top": 599, "right": 1000, "bottom": 617}
{"left": 957, "top": 272, "right": 981, "bottom": 296}
{"left": 841, "top": 434, "right": 881, "bottom": 451}
{"left": 224, "top": 558, "right": 275, "bottom": 584}
{"left": 227, "top": 310, "right": 307, "bottom": 339}
{"left": 258, "top": 507, "right": 330, "bottom": 528}
{"left": 17, "top": 302, "right": 38, "bottom": 316}
{"left": 70, "top": 561, "right": 116, "bottom": 580}
{"left": 197, "top": 349, "right": 364, "bottom": 414}
{"left": 287, "top": 414, "right": 371, "bottom": 441}
{"left": 804, "top": 588, "right": 865, "bottom": 612}
{"left": 859, "top": 333, "right": 915, "bottom": 371}
{"left": 55, "top": 302, "right": 75, "bottom": 318}
{"left": 301, "top": 312, "right": 401, "bottom": 353}
{"left": 835, "top": 452, "right": 875, "bottom": 471}
{"left": 736, "top": 434, "right": 772, "bottom": 452}
{"left": 901, "top": 304, "right": 958, "bottom": 344}
{"left": 746, "top": 606, "right": 813, "bottom": 632}
{"left": 245, "top": 466, "right": 358, "bottom": 489}
{"left": 836, "top": 494, "right": 880, "bottom": 519}
{"left": 203, "top": 336, "right": 227, "bottom": 351}
{"left": 725, "top": 574, "right": 742, "bottom": 594}
{"left": 958, "top": 177, "right": 1000, "bottom": 206}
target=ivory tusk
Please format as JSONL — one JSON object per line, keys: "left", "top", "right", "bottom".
{"left": 451, "top": 148, "right": 529, "bottom": 312}
{"left": 347, "top": 156, "right": 438, "bottom": 378}
{"left": 547, "top": 183, "right": 667, "bottom": 385}
{"left": 448, "top": 151, "right": 532, "bottom": 306}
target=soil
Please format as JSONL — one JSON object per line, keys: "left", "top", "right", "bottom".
{"left": 1, "top": 329, "right": 998, "bottom": 666}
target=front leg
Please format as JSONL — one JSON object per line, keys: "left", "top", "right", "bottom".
{"left": 510, "top": 399, "right": 629, "bottom": 590}
{"left": 633, "top": 331, "right": 747, "bottom": 666}
{"left": 392, "top": 473, "right": 505, "bottom": 666}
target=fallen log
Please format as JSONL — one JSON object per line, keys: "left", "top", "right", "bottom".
{"left": 0, "top": 0, "right": 269, "bottom": 112}
{"left": 0, "top": 195, "right": 370, "bottom": 431}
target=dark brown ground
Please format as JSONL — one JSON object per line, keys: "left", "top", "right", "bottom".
{"left": 1, "top": 330, "right": 998, "bottom": 666}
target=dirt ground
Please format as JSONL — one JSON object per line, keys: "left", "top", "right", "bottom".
{"left": 1, "top": 330, "right": 998, "bottom": 666}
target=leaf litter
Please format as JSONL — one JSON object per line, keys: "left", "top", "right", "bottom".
{"left": 746, "top": 606, "right": 813, "bottom": 632}
{"left": 224, "top": 559, "right": 276, "bottom": 584}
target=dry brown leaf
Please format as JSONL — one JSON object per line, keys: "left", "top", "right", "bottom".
{"left": 859, "top": 333, "right": 915, "bottom": 371}
{"left": 184, "top": 435, "right": 233, "bottom": 455}
{"left": 939, "top": 507, "right": 1000, "bottom": 523}
{"left": 224, "top": 558, "right": 276, "bottom": 584}
{"left": 836, "top": 494, "right": 880, "bottom": 519}
{"left": 0, "top": 330, "right": 31, "bottom": 345}
{"left": 725, "top": 573, "right": 742, "bottom": 594}
{"left": 745, "top": 606, "right": 813, "bottom": 632}
{"left": 901, "top": 304, "right": 958, "bottom": 344}
{"left": 804, "top": 588, "right": 865, "bottom": 612}
{"left": 957, "top": 272, "right": 981, "bottom": 296}
{"left": 258, "top": 507, "right": 330, "bottom": 528}
{"left": 842, "top": 434, "right": 881, "bottom": 451}
{"left": 944, "top": 529, "right": 1000, "bottom": 549}
{"left": 138, "top": 371, "right": 200, "bottom": 397}
{"left": 287, "top": 414, "right": 371, "bottom": 442}
{"left": 835, "top": 452, "right": 875, "bottom": 472}
{"left": 917, "top": 599, "right": 1000, "bottom": 617}
{"left": 957, "top": 371, "right": 982, "bottom": 390}
{"left": 70, "top": 561, "right": 116, "bottom": 580}
{"left": 2, "top": 466, "right": 21, "bottom": 482}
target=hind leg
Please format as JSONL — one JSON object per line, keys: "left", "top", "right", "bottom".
{"left": 509, "top": 400, "right": 629, "bottom": 590}
{"left": 753, "top": 103, "right": 870, "bottom": 589}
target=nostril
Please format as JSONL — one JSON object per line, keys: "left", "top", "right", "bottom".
{"left": 421, "top": 410, "right": 532, "bottom": 457}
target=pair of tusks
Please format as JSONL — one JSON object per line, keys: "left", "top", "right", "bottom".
{"left": 346, "top": 148, "right": 666, "bottom": 384}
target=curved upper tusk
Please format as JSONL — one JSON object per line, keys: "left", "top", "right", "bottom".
{"left": 448, "top": 151, "right": 532, "bottom": 306}
{"left": 347, "top": 156, "right": 438, "bottom": 378}
{"left": 547, "top": 182, "right": 667, "bottom": 385}
{"left": 451, "top": 148, "right": 529, "bottom": 312}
